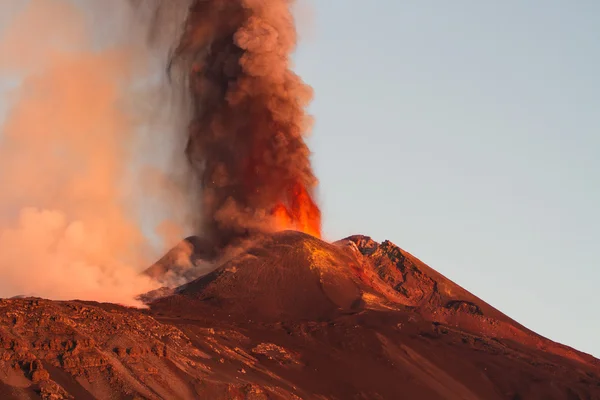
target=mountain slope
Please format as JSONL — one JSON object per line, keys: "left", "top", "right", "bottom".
{"left": 0, "top": 231, "right": 598, "bottom": 399}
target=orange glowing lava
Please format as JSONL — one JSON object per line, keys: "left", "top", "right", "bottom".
{"left": 272, "top": 183, "right": 321, "bottom": 238}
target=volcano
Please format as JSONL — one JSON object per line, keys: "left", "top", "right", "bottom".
{"left": 0, "top": 232, "right": 598, "bottom": 399}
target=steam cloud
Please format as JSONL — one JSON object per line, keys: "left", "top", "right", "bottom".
{"left": 0, "top": 0, "right": 192, "bottom": 305}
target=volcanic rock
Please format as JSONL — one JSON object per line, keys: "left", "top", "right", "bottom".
{"left": 0, "top": 231, "right": 598, "bottom": 399}
{"left": 143, "top": 236, "right": 216, "bottom": 288}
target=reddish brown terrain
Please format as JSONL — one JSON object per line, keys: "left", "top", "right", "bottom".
{"left": 1, "top": 231, "right": 599, "bottom": 399}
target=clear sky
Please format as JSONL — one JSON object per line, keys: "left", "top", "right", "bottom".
{"left": 295, "top": 1, "right": 599, "bottom": 357}
{"left": 1, "top": 1, "right": 598, "bottom": 357}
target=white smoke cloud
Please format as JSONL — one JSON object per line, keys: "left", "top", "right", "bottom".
{"left": 0, "top": 0, "right": 193, "bottom": 306}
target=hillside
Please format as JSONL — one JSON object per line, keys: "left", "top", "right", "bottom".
{"left": 0, "top": 231, "right": 598, "bottom": 399}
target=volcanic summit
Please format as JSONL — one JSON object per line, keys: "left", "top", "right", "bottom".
{"left": 1, "top": 232, "right": 598, "bottom": 399}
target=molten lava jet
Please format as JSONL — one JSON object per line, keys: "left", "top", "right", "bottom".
{"left": 161, "top": 0, "right": 322, "bottom": 248}
{"left": 272, "top": 183, "right": 321, "bottom": 238}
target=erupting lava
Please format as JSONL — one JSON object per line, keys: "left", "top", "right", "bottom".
{"left": 272, "top": 183, "right": 321, "bottom": 238}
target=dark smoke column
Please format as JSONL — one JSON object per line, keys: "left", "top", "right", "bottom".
{"left": 170, "top": 0, "right": 321, "bottom": 249}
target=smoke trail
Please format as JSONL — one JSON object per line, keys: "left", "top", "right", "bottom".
{"left": 0, "top": 0, "right": 191, "bottom": 305}
{"left": 162, "top": 0, "right": 322, "bottom": 250}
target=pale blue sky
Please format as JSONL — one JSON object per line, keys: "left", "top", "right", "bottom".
{"left": 295, "top": 1, "right": 599, "bottom": 357}
{"left": 1, "top": 1, "right": 598, "bottom": 357}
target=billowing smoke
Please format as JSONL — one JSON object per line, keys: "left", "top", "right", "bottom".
{"left": 0, "top": 0, "right": 192, "bottom": 305}
{"left": 162, "top": 0, "right": 322, "bottom": 250}
{"left": 0, "top": 0, "right": 320, "bottom": 303}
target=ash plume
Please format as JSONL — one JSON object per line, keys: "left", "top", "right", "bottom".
{"left": 159, "top": 0, "right": 322, "bottom": 250}
{"left": 0, "top": 0, "right": 321, "bottom": 304}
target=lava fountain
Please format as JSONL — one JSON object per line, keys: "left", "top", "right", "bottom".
{"left": 272, "top": 182, "right": 321, "bottom": 238}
